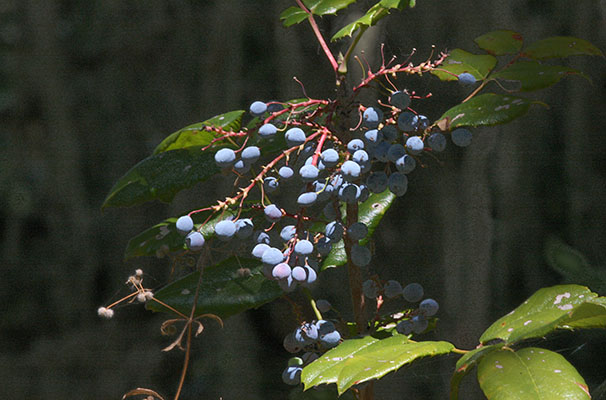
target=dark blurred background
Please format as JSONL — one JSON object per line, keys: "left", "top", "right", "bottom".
{"left": 1, "top": 1, "right": 605, "bottom": 399}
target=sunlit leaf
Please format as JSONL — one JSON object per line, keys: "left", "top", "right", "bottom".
{"left": 479, "top": 285, "right": 606, "bottom": 345}
{"left": 331, "top": 0, "right": 410, "bottom": 41}
{"left": 491, "top": 60, "right": 590, "bottom": 91}
{"left": 450, "top": 344, "right": 501, "bottom": 400}
{"left": 154, "top": 110, "right": 244, "bottom": 154}
{"left": 474, "top": 30, "right": 523, "bottom": 55}
{"left": 147, "top": 257, "right": 282, "bottom": 319}
{"left": 523, "top": 36, "right": 604, "bottom": 60}
{"left": 280, "top": 0, "right": 357, "bottom": 27}
{"left": 302, "top": 335, "right": 454, "bottom": 394}
{"left": 431, "top": 49, "right": 496, "bottom": 81}
{"left": 477, "top": 348, "right": 591, "bottom": 400}
{"left": 438, "top": 94, "right": 541, "bottom": 130}
{"left": 102, "top": 146, "right": 219, "bottom": 208}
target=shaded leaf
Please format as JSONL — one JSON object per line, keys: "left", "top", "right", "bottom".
{"left": 523, "top": 36, "right": 604, "bottom": 60}
{"left": 450, "top": 344, "right": 502, "bottom": 400}
{"left": 147, "top": 257, "right": 282, "bottom": 319}
{"left": 431, "top": 49, "right": 496, "bottom": 81}
{"left": 102, "top": 146, "right": 219, "bottom": 208}
{"left": 154, "top": 110, "right": 244, "bottom": 154}
{"left": 331, "top": 0, "right": 409, "bottom": 41}
{"left": 439, "top": 93, "right": 540, "bottom": 129}
{"left": 322, "top": 190, "right": 396, "bottom": 270}
{"left": 280, "top": 0, "right": 357, "bottom": 27}
{"left": 477, "top": 348, "right": 591, "bottom": 400}
{"left": 280, "top": 7, "right": 308, "bottom": 27}
{"left": 491, "top": 60, "right": 589, "bottom": 91}
{"left": 479, "top": 285, "right": 606, "bottom": 345}
{"left": 474, "top": 30, "right": 523, "bottom": 55}
{"left": 302, "top": 335, "right": 454, "bottom": 395}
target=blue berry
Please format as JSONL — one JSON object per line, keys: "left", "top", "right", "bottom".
{"left": 176, "top": 215, "right": 194, "bottom": 236}
{"left": 254, "top": 231, "right": 270, "bottom": 244}
{"left": 366, "top": 172, "right": 388, "bottom": 194}
{"left": 316, "top": 299, "right": 332, "bottom": 313}
{"left": 251, "top": 243, "right": 270, "bottom": 259}
{"left": 267, "top": 102, "right": 284, "bottom": 113}
{"left": 381, "top": 125, "right": 399, "bottom": 142}
{"left": 302, "top": 266, "right": 317, "bottom": 286}
{"left": 278, "top": 166, "right": 294, "bottom": 180}
{"left": 214, "top": 220, "right": 236, "bottom": 241}
{"left": 249, "top": 101, "right": 267, "bottom": 116}
{"left": 402, "top": 283, "right": 424, "bottom": 302}
{"left": 351, "top": 244, "right": 371, "bottom": 267}
{"left": 347, "top": 139, "right": 365, "bottom": 153}
{"left": 321, "top": 149, "right": 339, "bottom": 167}
{"left": 396, "top": 320, "right": 413, "bottom": 335}
{"left": 397, "top": 112, "right": 419, "bottom": 132}
{"left": 234, "top": 218, "right": 254, "bottom": 239}
{"left": 263, "top": 176, "right": 279, "bottom": 193}
{"left": 352, "top": 149, "right": 369, "bottom": 164}
{"left": 373, "top": 141, "right": 391, "bottom": 162}
{"left": 264, "top": 204, "right": 282, "bottom": 222}
{"left": 299, "top": 164, "right": 319, "bottom": 182}
{"left": 347, "top": 222, "right": 368, "bottom": 241}
{"left": 405, "top": 136, "right": 424, "bottom": 155}
{"left": 233, "top": 159, "right": 251, "bottom": 174}
{"left": 417, "top": 115, "right": 429, "bottom": 131}
{"left": 316, "top": 237, "right": 332, "bottom": 256}
{"left": 428, "top": 133, "right": 446, "bottom": 152}
{"left": 451, "top": 128, "right": 472, "bottom": 147}
{"left": 387, "top": 143, "right": 406, "bottom": 162}
{"left": 261, "top": 247, "right": 284, "bottom": 265}
{"left": 241, "top": 146, "right": 260, "bottom": 164}
{"left": 214, "top": 148, "right": 236, "bottom": 168}
{"left": 282, "top": 366, "right": 302, "bottom": 385}
{"left": 384, "top": 280, "right": 403, "bottom": 298}
{"left": 294, "top": 239, "right": 314, "bottom": 255}
{"left": 341, "top": 160, "right": 361, "bottom": 181}
{"left": 285, "top": 127, "right": 307, "bottom": 147}
{"left": 411, "top": 315, "right": 428, "bottom": 333}
{"left": 390, "top": 91, "right": 411, "bottom": 110}
{"left": 297, "top": 192, "right": 317, "bottom": 206}
{"left": 388, "top": 172, "right": 408, "bottom": 196}
{"left": 338, "top": 183, "right": 361, "bottom": 204}
{"left": 185, "top": 231, "right": 205, "bottom": 251}
{"left": 280, "top": 225, "right": 297, "bottom": 242}
{"left": 419, "top": 298, "right": 439, "bottom": 316}
{"left": 458, "top": 72, "right": 476, "bottom": 86}
{"left": 364, "top": 129, "right": 382, "bottom": 145}
{"left": 395, "top": 154, "right": 416, "bottom": 174}
{"left": 319, "top": 330, "right": 341, "bottom": 348}
{"left": 283, "top": 332, "right": 302, "bottom": 353}
{"left": 363, "top": 107, "right": 383, "bottom": 128}
{"left": 325, "top": 221, "right": 344, "bottom": 241}
{"left": 258, "top": 123, "right": 277, "bottom": 138}
{"left": 272, "top": 262, "right": 292, "bottom": 280}
{"left": 291, "top": 266, "right": 307, "bottom": 282}
{"left": 363, "top": 279, "right": 379, "bottom": 298}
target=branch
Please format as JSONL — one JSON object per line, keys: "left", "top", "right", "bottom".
{"left": 295, "top": 0, "right": 339, "bottom": 75}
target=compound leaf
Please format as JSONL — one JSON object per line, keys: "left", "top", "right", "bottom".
{"left": 491, "top": 60, "right": 590, "bottom": 91}
{"left": 474, "top": 30, "right": 523, "bottom": 55}
{"left": 147, "top": 257, "right": 282, "bottom": 319}
{"left": 438, "top": 93, "right": 540, "bottom": 129}
{"left": 154, "top": 110, "right": 244, "bottom": 154}
{"left": 331, "top": 0, "right": 410, "bottom": 41}
{"left": 102, "top": 146, "right": 219, "bottom": 208}
{"left": 477, "top": 348, "right": 591, "bottom": 400}
{"left": 431, "top": 49, "right": 496, "bottom": 81}
{"left": 479, "top": 285, "right": 606, "bottom": 345}
{"left": 523, "top": 36, "right": 604, "bottom": 60}
{"left": 322, "top": 190, "right": 396, "bottom": 270}
{"left": 302, "top": 335, "right": 454, "bottom": 395}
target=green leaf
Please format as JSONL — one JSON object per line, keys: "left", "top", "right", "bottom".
{"left": 331, "top": 0, "right": 409, "bottom": 41}
{"left": 302, "top": 335, "right": 454, "bottom": 395}
{"left": 450, "top": 344, "right": 502, "bottom": 400}
{"left": 477, "top": 348, "right": 591, "bottom": 400}
{"left": 321, "top": 190, "right": 396, "bottom": 270}
{"left": 280, "top": 1, "right": 357, "bottom": 27}
{"left": 439, "top": 93, "right": 540, "bottom": 129}
{"left": 431, "top": 49, "right": 496, "bottom": 81}
{"left": 491, "top": 60, "right": 590, "bottom": 91}
{"left": 102, "top": 146, "right": 219, "bottom": 208}
{"left": 523, "top": 36, "right": 604, "bottom": 60}
{"left": 124, "top": 210, "right": 235, "bottom": 260}
{"left": 474, "top": 30, "right": 523, "bottom": 55}
{"left": 154, "top": 110, "right": 244, "bottom": 154}
{"left": 479, "top": 285, "right": 606, "bottom": 345}
{"left": 147, "top": 257, "right": 282, "bottom": 319}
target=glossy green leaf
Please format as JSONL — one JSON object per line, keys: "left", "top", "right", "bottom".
{"left": 280, "top": 0, "right": 357, "bottom": 27}
{"left": 431, "top": 49, "right": 496, "bottom": 81}
{"left": 450, "top": 344, "right": 502, "bottom": 400}
{"left": 474, "top": 30, "right": 523, "bottom": 55}
{"left": 321, "top": 190, "right": 396, "bottom": 270}
{"left": 439, "top": 94, "right": 540, "bottom": 129}
{"left": 154, "top": 110, "right": 244, "bottom": 154}
{"left": 102, "top": 146, "right": 219, "bottom": 208}
{"left": 331, "top": 0, "right": 409, "bottom": 41}
{"left": 147, "top": 257, "right": 282, "bottom": 319}
{"left": 491, "top": 60, "right": 589, "bottom": 91}
{"left": 477, "top": 348, "right": 591, "bottom": 400}
{"left": 523, "top": 36, "right": 604, "bottom": 60}
{"left": 302, "top": 335, "right": 454, "bottom": 395}
{"left": 124, "top": 210, "right": 235, "bottom": 260}
{"left": 479, "top": 285, "right": 605, "bottom": 345}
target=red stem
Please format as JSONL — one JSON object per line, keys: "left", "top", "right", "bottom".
{"left": 295, "top": 0, "right": 339, "bottom": 74}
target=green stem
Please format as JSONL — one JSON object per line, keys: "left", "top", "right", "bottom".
{"left": 303, "top": 287, "right": 323, "bottom": 321}
{"left": 338, "top": 26, "right": 368, "bottom": 75}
